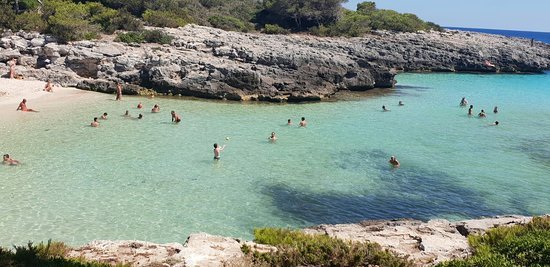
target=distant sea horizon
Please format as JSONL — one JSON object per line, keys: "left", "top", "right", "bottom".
{"left": 446, "top": 27, "right": 550, "bottom": 44}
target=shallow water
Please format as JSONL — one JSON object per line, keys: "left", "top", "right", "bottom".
{"left": 1, "top": 73, "right": 549, "bottom": 245}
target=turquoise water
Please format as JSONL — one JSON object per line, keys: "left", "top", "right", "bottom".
{"left": 1, "top": 73, "right": 549, "bottom": 246}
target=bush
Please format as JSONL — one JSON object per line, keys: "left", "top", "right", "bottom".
{"left": 142, "top": 9, "right": 190, "bottom": 28}
{"left": 13, "top": 12, "right": 48, "bottom": 32}
{"left": 115, "top": 30, "right": 173, "bottom": 44}
{"left": 248, "top": 228, "right": 412, "bottom": 267}
{"left": 208, "top": 15, "right": 251, "bottom": 32}
{"left": 437, "top": 216, "right": 550, "bottom": 267}
{"left": 262, "top": 24, "right": 289, "bottom": 34}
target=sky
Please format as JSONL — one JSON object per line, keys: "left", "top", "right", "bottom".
{"left": 343, "top": 0, "right": 550, "bottom": 32}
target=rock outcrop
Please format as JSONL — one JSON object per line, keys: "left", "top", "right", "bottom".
{"left": 68, "top": 215, "right": 540, "bottom": 267}
{"left": 1, "top": 25, "right": 549, "bottom": 102}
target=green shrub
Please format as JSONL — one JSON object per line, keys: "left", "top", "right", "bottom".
{"left": 115, "top": 30, "right": 173, "bottom": 44}
{"left": 208, "top": 15, "right": 251, "bottom": 32}
{"left": 437, "top": 216, "right": 550, "bottom": 267}
{"left": 115, "top": 31, "right": 145, "bottom": 43}
{"left": 14, "top": 11, "right": 48, "bottom": 32}
{"left": 249, "top": 228, "right": 412, "bottom": 267}
{"left": 262, "top": 24, "right": 289, "bottom": 34}
{"left": 142, "top": 9, "right": 189, "bottom": 28}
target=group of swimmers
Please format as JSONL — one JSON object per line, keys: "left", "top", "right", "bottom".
{"left": 461, "top": 97, "right": 499, "bottom": 125}
{"left": 90, "top": 102, "right": 180, "bottom": 127}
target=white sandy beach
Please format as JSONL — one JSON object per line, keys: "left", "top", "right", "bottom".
{"left": 0, "top": 78, "right": 106, "bottom": 120}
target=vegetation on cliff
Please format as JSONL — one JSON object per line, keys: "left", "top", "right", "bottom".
{"left": 0, "top": 0, "right": 441, "bottom": 42}
{"left": 437, "top": 216, "right": 550, "bottom": 267}
{"left": 241, "top": 228, "right": 412, "bottom": 266}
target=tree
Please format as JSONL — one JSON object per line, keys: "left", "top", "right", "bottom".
{"left": 357, "top": 1, "right": 376, "bottom": 15}
{"left": 261, "top": 0, "right": 347, "bottom": 30}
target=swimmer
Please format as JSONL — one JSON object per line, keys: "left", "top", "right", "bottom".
{"left": 91, "top": 117, "right": 99, "bottom": 127}
{"left": 398, "top": 101, "right": 404, "bottom": 106}
{"left": 299, "top": 117, "right": 307, "bottom": 127}
{"left": 16, "top": 99, "right": 37, "bottom": 112}
{"left": 478, "top": 109, "right": 486, "bottom": 118}
{"left": 493, "top": 106, "right": 498, "bottom": 113}
{"left": 137, "top": 102, "right": 143, "bottom": 109}
{"left": 100, "top": 112, "right": 108, "bottom": 120}
{"left": 213, "top": 143, "right": 226, "bottom": 160}
{"left": 287, "top": 119, "right": 292, "bottom": 125}
{"left": 3, "top": 154, "right": 20, "bottom": 165}
{"left": 268, "top": 132, "right": 277, "bottom": 142}
{"left": 460, "top": 97, "right": 468, "bottom": 107}
{"left": 382, "top": 105, "right": 390, "bottom": 111}
{"left": 490, "top": 121, "right": 499, "bottom": 126}
{"left": 44, "top": 80, "right": 53, "bottom": 92}
{"left": 123, "top": 110, "right": 130, "bottom": 117}
{"left": 151, "top": 104, "right": 160, "bottom": 113}
{"left": 389, "top": 156, "right": 400, "bottom": 168}
{"left": 468, "top": 105, "right": 473, "bottom": 116}
{"left": 171, "top": 110, "right": 181, "bottom": 123}
{"left": 116, "top": 83, "right": 122, "bottom": 101}
{"left": 138, "top": 114, "right": 143, "bottom": 119}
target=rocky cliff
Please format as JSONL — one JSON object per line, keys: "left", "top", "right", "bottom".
{"left": 1, "top": 25, "right": 549, "bottom": 102}
{"left": 67, "top": 215, "right": 538, "bottom": 266}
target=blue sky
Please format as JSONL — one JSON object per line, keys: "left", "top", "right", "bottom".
{"left": 343, "top": 0, "right": 550, "bottom": 32}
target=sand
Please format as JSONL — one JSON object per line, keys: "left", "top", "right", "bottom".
{"left": 0, "top": 78, "right": 106, "bottom": 120}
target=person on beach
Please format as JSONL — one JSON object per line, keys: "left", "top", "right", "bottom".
{"left": 389, "top": 156, "right": 400, "bottom": 168}
{"left": 398, "top": 101, "right": 404, "bottom": 106}
{"left": 460, "top": 97, "right": 468, "bottom": 107}
{"left": 91, "top": 117, "right": 100, "bottom": 127}
{"left": 299, "top": 117, "right": 307, "bottom": 127}
{"left": 16, "top": 99, "right": 37, "bottom": 112}
{"left": 468, "top": 105, "right": 474, "bottom": 116}
{"left": 9, "top": 59, "right": 16, "bottom": 79}
{"left": 287, "top": 119, "right": 292, "bottom": 125}
{"left": 137, "top": 102, "right": 143, "bottom": 109}
{"left": 171, "top": 111, "right": 181, "bottom": 123}
{"left": 44, "top": 80, "right": 53, "bottom": 92}
{"left": 151, "top": 104, "right": 160, "bottom": 113}
{"left": 116, "top": 83, "right": 122, "bottom": 101}
{"left": 3, "top": 154, "right": 20, "bottom": 165}
{"left": 382, "top": 105, "right": 390, "bottom": 111}
{"left": 268, "top": 132, "right": 277, "bottom": 142}
{"left": 100, "top": 112, "right": 108, "bottom": 120}
{"left": 213, "top": 143, "right": 226, "bottom": 160}
{"left": 478, "top": 109, "right": 487, "bottom": 118}
{"left": 493, "top": 106, "right": 498, "bottom": 113}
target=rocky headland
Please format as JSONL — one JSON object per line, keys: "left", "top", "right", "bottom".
{"left": 1, "top": 25, "right": 549, "bottom": 102}
{"left": 66, "top": 215, "right": 541, "bottom": 266}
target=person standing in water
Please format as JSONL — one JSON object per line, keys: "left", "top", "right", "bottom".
{"left": 299, "top": 117, "right": 307, "bottom": 127}
{"left": 287, "top": 119, "right": 292, "bottom": 126}
{"left": 91, "top": 117, "right": 100, "bottom": 127}
{"left": 268, "top": 132, "right": 277, "bottom": 142}
{"left": 468, "top": 105, "right": 474, "bottom": 116}
{"left": 115, "top": 83, "right": 122, "bottom": 101}
{"left": 389, "top": 156, "right": 400, "bottom": 168}
{"left": 460, "top": 97, "right": 468, "bottom": 107}
{"left": 16, "top": 99, "right": 37, "bottom": 112}
{"left": 171, "top": 111, "right": 181, "bottom": 123}
{"left": 44, "top": 80, "right": 53, "bottom": 92}
{"left": 493, "top": 106, "right": 498, "bottom": 113}
{"left": 137, "top": 102, "right": 143, "bottom": 109}
{"left": 478, "top": 109, "right": 487, "bottom": 118}
{"left": 398, "top": 101, "right": 404, "bottom": 106}
{"left": 151, "top": 104, "right": 160, "bottom": 113}
{"left": 100, "top": 112, "right": 108, "bottom": 120}
{"left": 213, "top": 143, "right": 226, "bottom": 160}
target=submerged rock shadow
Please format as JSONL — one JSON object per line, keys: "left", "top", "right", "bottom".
{"left": 517, "top": 136, "right": 550, "bottom": 168}
{"left": 263, "top": 149, "right": 528, "bottom": 225}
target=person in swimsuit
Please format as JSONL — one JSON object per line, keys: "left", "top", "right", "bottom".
{"left": 268, "top": 132, "right": 277, "bottom": 142}
{"left": 287, "top": 119, "right": 292, "bottom": 125}
{"left": 213, "top": 143, "right": 226, "bottom": 160}
{"left": 493, "top": 106, "right": 498, "bottom": 113}
{"left": 44, "top": 80, "right": 53, "bottom": 92}
{"left": 382, "top": 105, "right": 390, "bottom": 111}
{"left": 3, "top": 154, "right": 20, "bottom": 165}
{"left": 478, "top": 109, "right": 487, "bottom": 118}
{"left": 398, "top": 101, "right": 404, "bottom": 106}
{"left": 389, "top": 156, "right": 400, "bottom": 167}
{"left": 460, "top": 97, "right": 468, "bottom": 107}
{"left": 151, "top": 104, "right": 160, "bottom": 113}
{"left": 9, "top": 59, "right": 16, "bottom": 79}
{"left": 123, "top": 110, "right": 130, "bottom": 117}
{"left": 138, "top": 114, "right": 143, "bottom": 119}
{"left": 100, "top": 112, "right": 108, "bottom": 120}
{"left": 16, "top": 99, "right": 37, "bottom": 112}
{"left": 91, "top": 117, "right": 100, "bottom": 127}
{"left": 299, "top": 117, "right": 307, "bottom": 127}
{"left": 490, "top": 121, "right": 499, "bottom": 126}
{"left": 171, "top": 111, "right": 181, "bottom": 123}
{"left": 468, "top": 105, "right": 474, "bottom": 116}
{"left": 137, "top": 102, "right": 143, "bottom": 109}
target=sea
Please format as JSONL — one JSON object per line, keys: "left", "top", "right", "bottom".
{"left": 446, "top": 27, "right": 550, "bottom": 44}
{"left": 0, "top": 29, "right": 549, "bottom": 246}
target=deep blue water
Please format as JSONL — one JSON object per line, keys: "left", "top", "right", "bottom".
{"left": 446, "top": 27, "right": 550, "bottom": 44}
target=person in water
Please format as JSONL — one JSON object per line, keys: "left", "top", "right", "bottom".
{"left": 100, "top": 112, "right": 108, "bottom": 120}
{"left": 268, "top": 132, "right": 277, "bottom": 142}
{"left": 116, "top": 83, "right": 122, "bottom": 101}
{"left": 493, "top": 106, "right": 498, "bottom": 113}
{"left": 299, "top": 117, "right": 307, "bottom": 127}
{"left": 398, "top": 101, "right": 404, "bottom": 106}
{"left": 137, "top": 102, "right": 143, "bottom": 109}
{"left": 16, "top": 99, "right": 37, "bottom": 112}
{"left": 91, "top": 117, "right": 100, "bottom": 127}
{"left": 213, "top": 143, "right": 226, "bottom": 160}
{"left": 287, "top": 119, "right": 292, "bottom": 125}
{"left": 478, "top": 109, "right": 487, "bottom": 118}
{"left": 382, "top": 105, "right": 390, "bottom": 111}
{"left": 490, "top": 121, "right": 499, "bottom": 126}
{"left": 171, "top": 111, "right": 181, "bottom": 123}
{"left": 460, "top": 97, "right": 468, "bottom": 107}
{"left": 138, "top": 114, "right": 143, "bottom": 119}
{"left": 389, "top": 156, "right": 400, "bottom": 167}
{"left": 123, "top": 110, "right": 130, "bottom": 117}
{"left": 151, "top": 104, "right": 160, "bottom": 113}
{"left": 3, "top": 154, "right": 20, "bottom": 165}
{"left": 468, "top": 105, "right": 474, "bottom": 116}
{"left": 44, "top": 80, "right": 53, "bottom": 92}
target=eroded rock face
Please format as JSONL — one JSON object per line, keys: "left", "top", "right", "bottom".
{"left": 1, "top": 26, "right": 549, "bottom": 101}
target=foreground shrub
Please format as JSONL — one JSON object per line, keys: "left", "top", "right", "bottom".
{"left": 437, "top": 216, "right": 550, "bottom": 267}
{"left": 262, "top": 24, "right": 289, "bottom": 35}
{"left": 13, "top": 11, "right": 48, "bottom": 32}
{"left": 246, "top": 228, "right": 411, "bottom": 267}
{"left": 208, "top": 15, "right": 251, "bottom": 32}
{"left": 115, "top": 30, "right": 173, "bottom": 44}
